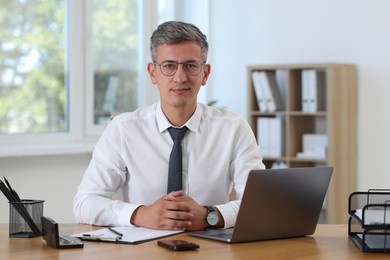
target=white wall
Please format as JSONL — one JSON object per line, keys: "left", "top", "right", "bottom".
{"left": 0, "top": 154, "right": 91, "bottom": 223}
{"left": 207, "top": 0, "right": 390, "bottom": 191}
{"left": 1, "top": 0, "right": 390, "bottom": 223}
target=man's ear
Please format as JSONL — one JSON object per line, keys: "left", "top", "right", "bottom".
{"left": 147, "top": 62, "right": 157, "bottom": 84}
{"left": 201, "top": 64, "right": 211, "bottom": 86}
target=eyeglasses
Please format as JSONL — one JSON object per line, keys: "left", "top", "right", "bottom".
{"left": 154, "top": 60, "right": 205, "bottom": 76}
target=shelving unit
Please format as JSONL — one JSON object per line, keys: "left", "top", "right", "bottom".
{"left": 247, "top": 63, "right": 357, "bottom": 223}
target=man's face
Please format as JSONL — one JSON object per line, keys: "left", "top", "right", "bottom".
{"left": 147, "top": 41, "right": 210, "bottom": 111}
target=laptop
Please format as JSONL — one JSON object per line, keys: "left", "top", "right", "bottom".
{"left": 41, "top": 216, "right": 84, "bottom": 249}
{"left": 190, "top": 166, "right": 333, "bottom": 243}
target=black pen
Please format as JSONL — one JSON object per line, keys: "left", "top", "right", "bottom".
{"left": 108, "top": 227, "right": 123, "bottom": 237}
{"left": 3, "top": 177, "right": 21, "bottom": 201}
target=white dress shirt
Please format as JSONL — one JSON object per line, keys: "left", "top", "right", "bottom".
{"left": 73, "top": 102, "right": 265, "bottom": 228}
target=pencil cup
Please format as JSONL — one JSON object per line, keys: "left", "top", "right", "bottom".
{"left": 9, "top": 199, "right": 44, "bottom": 238}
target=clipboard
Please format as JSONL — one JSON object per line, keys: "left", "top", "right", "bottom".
{"left": 71, "top": 226, "right": 183, "bottom": 244}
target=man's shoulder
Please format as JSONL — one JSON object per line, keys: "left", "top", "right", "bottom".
{"left": 200, "top": 103, "right": 243, "bottom": 121}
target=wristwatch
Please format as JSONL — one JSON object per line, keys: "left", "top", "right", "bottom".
{"left": 205, "top": 206, "right": 219, "bottom": 228}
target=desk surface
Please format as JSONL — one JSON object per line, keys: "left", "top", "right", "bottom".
{"left": 0, "top": 224, "right": 387, "bottom": 259}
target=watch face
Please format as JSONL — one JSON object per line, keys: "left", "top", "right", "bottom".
{"left": 207, "top": 211, "right": 219, "bottom": 226}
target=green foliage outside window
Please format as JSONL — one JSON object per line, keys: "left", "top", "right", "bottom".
{"left": 0, "top": 0, "right": 139, "bottom": 134}
{"left": 0, "top": 0, "right": 66, "bottom": 134}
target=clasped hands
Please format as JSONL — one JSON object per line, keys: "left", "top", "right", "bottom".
{"left": 130, "top": 190, "right": 209, "bottom": 231}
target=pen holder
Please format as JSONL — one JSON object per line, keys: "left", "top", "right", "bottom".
{"left": 9, "top": 199, "right": 45, "bottom": 238}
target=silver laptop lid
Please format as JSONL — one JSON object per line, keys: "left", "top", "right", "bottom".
{"left": 230, "top": 166, "right": 333, "bottom": 242}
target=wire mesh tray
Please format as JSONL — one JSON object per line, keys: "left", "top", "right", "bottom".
{"left": 349, "top": 216, "right": 390, "bottom": 253}
{"left": 348, "top": 189, "right": 390, "bottom": 228}
{"left": 348, "top": 189, "right": 390, "bottom": 253}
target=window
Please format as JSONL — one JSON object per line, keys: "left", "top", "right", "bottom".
{"left": 0, "top": 0, "right": 67, "bottom": 135}
{"left": 0, "top": 0, "right": 154, "bottom": 149}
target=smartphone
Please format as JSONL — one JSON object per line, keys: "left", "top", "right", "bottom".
{"left": 157, "top": 240, "right": 199, "bottom": 251}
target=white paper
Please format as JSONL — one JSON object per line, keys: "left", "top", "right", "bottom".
{"left": 355, "top": 209, "right": 390, "bottom": 225}
{"left": 71, "top": 226, "right": 183, "bottom": 244}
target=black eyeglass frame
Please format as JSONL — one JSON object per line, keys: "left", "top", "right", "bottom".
{"left": 153, "top": 60, "right": 206, "bottom": 76}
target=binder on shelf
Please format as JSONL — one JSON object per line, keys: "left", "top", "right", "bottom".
{"left": 251, "top": 71, "right": 267, "bottom": 112}
{"left": 348, "top": 189, "right": 390, "bottom": 253}
{"left": 268, "top": 117, "right": 285, "bottom": 157}
{"left": 256, "top": 116, "right": 285, "bottom": 157}
{"left": 257, "top": 117, "right": 270, "bottom": 156}
{"left": 265, "top": 71, "right": 285, "bottom": 111}
{"left": 252, "top": 71, "right": 284, "bottom": 112}
{"left": 301, "top": 70, "right": 310, "bottom": 112}
{"left": 301, "top": 70, "right": 326, "bottom": 112}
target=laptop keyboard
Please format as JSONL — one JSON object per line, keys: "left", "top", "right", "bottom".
{"left": 211, "top": 233, "right": 232, "bottom": 239}
{"left": 208, "top": 229, "right": 234, "bottom": 239}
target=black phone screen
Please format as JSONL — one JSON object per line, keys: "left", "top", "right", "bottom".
{"left": 157, "top": 240, "right": 199, "bottom": 251}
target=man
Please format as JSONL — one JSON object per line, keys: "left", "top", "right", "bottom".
{"left": 73, "top": 21, "right": 265, "bottom": 231}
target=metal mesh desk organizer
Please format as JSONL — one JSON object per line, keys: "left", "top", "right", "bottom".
{"left": 348, "top": 189, "right": 390, "bottom": 253}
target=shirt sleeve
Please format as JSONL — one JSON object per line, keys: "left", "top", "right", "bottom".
{"left": 73, "top": 118, "right": 138, "bottom": 226}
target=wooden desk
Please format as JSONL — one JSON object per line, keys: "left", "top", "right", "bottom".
{"left": 0, "top": 224, "right": 386, "bottom": 259}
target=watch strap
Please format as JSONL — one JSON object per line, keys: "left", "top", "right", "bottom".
{"left": 205, "top": 206, "right": 215, "bottom": 213}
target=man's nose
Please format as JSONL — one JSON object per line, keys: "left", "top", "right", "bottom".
{"left": 173, "top": 64, "right": 188, "bottom": 82}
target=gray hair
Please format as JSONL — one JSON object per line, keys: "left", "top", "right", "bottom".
{"left": 150, "top": 21, "right": 208, "bottom": 63}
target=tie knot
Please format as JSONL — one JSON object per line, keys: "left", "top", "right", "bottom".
{"left": 168, "top": 126, "right": 188, "bottom": 141}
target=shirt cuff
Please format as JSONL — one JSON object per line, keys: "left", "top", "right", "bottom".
{"left": 117, "top": 203, "right": 142, "bottom": 226}
{"left": 215, "top": 204, "right": 237, "bottom": 229}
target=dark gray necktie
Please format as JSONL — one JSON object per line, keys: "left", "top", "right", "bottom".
{"left": 167, "top": 126, "right": 188, "bottom": 193}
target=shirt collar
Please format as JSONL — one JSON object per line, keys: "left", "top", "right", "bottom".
{"left": 156, "top": 101, "right": 202, "bottom": 133}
